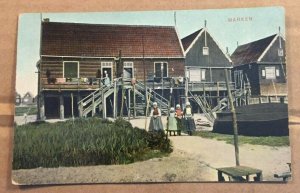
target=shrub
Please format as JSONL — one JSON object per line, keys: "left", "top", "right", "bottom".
{"left": 13, "top": 118, "right": 172, "bottom": 169}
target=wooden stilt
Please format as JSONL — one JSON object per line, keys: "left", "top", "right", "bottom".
{"left": 133, "top": 84, "right": 136, "bottom": 118}
{"left": 71, "top": 93, "right": 74, "bottom": 119}
{"left": 39, "top": 93, "right": 45, "bottom": 120}
{"left": 113, "top": 80, "right": 117, "bottom": 118}
{"left": 128, "top": 88, "right": 131, "bottom": 120}
{"left": 92, "top": 93, "right": 95, "bottom": 116}
{"left": 59, "top": 94, "right": 64, "bottom": 120}
{"left": 77, "top": 94, "right": 82, "bottom": 117}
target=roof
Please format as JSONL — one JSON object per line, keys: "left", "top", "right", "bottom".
{"left": 181, "top": 29, "right": 203, "bottom": 51}
{"left": 181, "top": 28, "right": 232, "bottom": 63}
{"left": 41, "top": 22, "right": 184, "bottom": 58}
{"left": 231, "top": 34, "right": 278, "bottom": 66}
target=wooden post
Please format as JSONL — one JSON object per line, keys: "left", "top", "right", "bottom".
{"left": 113, "top": 80, "right": 117, "bottom": 118}
{"left": 59, "top": 94, "right": 64, "bottom": 120}
{"left": 39, "top": 93, "right": 45, "bottom": 120}
{"left": 71, "top": 93, "right": 74, "bottom": 119}
{"left": 133, "top": 84, "right": 136, "bottom": 118}
{"left": 78, "top": 94, "right": 83, "bottom": 117}
{"left": 102, "top": 89, "right": 106, "bottom": 119}
{"left": 128, "top": 88, "right": 131, "bottom": 120}
{"left": 225, "top": 69, "right": 240, "bottom": 166}
{"left": 92, "top": 93, "right": 95, "bottom": 116}
{"left": 217, "top": 81, "right": 220, "bottom": 104}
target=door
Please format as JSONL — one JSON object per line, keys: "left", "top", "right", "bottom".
{"left": 101, "top": 62, "right": 113, "bottom": 81}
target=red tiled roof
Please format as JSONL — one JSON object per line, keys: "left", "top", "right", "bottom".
{"left": 231, "top": 34, "right": 277, "bottom": 66}
{"left": 181, "top": 29, "right": 203, "bottom": 51}
{"left": 41, "top": 22, "right": 184, "bottom": 58}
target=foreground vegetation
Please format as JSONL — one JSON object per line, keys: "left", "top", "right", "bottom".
{"left": 194, "top": 131, "right": 290, "bottom": 146}
{"left": 13, "top": 118, "right": 172, "bottom": 170}
{"left": 15, "top": 105, "right": 37, "bottom": 116}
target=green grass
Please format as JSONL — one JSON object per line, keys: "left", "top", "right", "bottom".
{"left": 194, "top": 131, "right": 290, "bottom": 146}
{"left": 15, "top": 106, "right": 37, "bottom": 116}
{"left": 13, "top": 118, "right": 172, "bottom": 169}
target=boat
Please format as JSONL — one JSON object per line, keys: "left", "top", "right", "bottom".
{"left": 212, "top": 103, "right": 288, "bottom": 136}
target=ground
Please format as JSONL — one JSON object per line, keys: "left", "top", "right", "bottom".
{"left": 12, "top": 114, "right": 291, "bottom": 184}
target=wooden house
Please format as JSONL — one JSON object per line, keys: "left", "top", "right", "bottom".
{"left": 231, "top": 33, "right": 286, "bottom": 99}
{"left": 37, "top": 20, "right": 185, "bottom": 119}
{"left": 182, "top": 28, "right": 232, "bottom": 85}
{"left": 181, "top": 27, "right": 233, "bottom": 112}
{"left": 22, "top": 92, "right": 35, "bottom": 105}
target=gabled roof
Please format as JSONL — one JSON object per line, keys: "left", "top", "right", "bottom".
{"left": 181, "top": 29, "right": 203, "bottom": 51}
{"left": 41, "top": 22, "right": 184, "bottom": 58}
{"left": 181, "top": 28, "right": 232, "bottom": 63}
{"left": 231, "top": 34, "right": 279, "bottom": 66}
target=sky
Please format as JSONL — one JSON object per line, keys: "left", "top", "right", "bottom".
{"left": 16, "top": 7, "right": 285, "bottom": 96}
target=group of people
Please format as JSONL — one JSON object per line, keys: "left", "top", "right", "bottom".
{"left": 148, "top": 101, "right": 196, "bottom": 135}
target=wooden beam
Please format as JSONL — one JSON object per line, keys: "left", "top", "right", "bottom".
{"left": 59, "top": 94, "right": 64, "bottom": 120}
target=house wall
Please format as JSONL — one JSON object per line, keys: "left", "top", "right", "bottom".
{"left": 40, "top": 57, "right": 185, "bottom": 86}
{"left": 233, "top": 64, "right": 260, "bottom": 95}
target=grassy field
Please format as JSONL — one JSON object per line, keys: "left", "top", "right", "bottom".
{"left": 15, "top": 105, "right": 37, "bottom": 116}
{"left": 194, "top": 131, "right": 290, "bottom": 146}
{"left": 13, "top": 118, "right": 172, "bottom": 170}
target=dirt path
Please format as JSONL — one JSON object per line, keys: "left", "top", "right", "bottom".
{"left": 12, "top": 134, "right": 291, "bottom": 185}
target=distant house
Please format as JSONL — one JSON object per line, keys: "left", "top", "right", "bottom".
{"left": 231, "top": 33, "right": 286, "bottom": 97}
{"left": 15, "top": 92, "right": 22, "bottom": 106}
{"left": 181, "top": 28, "right": 232, "bottom": 84}
{"left": 37, "top": 20, "right": 185, "bottom": 119}
{"left": 22, "top": 92, "right": 35, "bottom": 105}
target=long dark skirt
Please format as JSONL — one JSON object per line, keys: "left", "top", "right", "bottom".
{"left": 149, "top": 117, "right": 164, "bottom": 131}
{"left": 184, "top": 117, "right": 196, "bottom": 135}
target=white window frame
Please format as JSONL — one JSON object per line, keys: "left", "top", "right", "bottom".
{"left": 63, "top": 61, "right": 80, "bottom": 78}
{"left": 265, "top": 66, "right": 276, "bottom": 79}
{"left": 123, "top": 61, "right": 134, "bottom": 78}
{"left": 201, "top": 69, "right": 206, "bottom": 80}
{"left": 276, "top": 68, "right": 280, "bottom": 77}
{"left": 101, "top": 61, "right": 113, "bottom": 78}
{"left": 203, "top": 47, "right": 209, "bottom": 55}
{"left": 262, "top": 69, "right": 266, "bottom": 77}
{"left": 154, "top": 62, "right": 168, "bottom": 78}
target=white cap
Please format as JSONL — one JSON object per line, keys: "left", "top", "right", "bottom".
{"left": 186, "top": 101, "right": 190, "bottom": 106}
{"left": 176, "top": 104, "right": 180, "bottom": 108}
{"left": 153, "top": 102, "right": 158, "bottom": 106}
{"left": 170, "top": 107, "right": 175, "bottom": 111}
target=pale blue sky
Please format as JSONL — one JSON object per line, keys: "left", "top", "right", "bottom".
{"left": 16, "top": 7, "right": 285, "bottom": 95}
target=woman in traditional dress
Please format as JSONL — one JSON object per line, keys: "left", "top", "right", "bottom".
{"left": 183, "top": 101, "right": 196, "bottom": 135}
{"left": 167, "top": 107, "right": 179, "bottom": 136}
{"left": 175, "top": 104, "right": 183, "bottom": 134}
{"left": 148, "top": 102, "right": 164, "bottom": 132}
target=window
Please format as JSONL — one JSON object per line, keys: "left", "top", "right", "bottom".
{"left": 63, "top": 62, "right": 79, "bottom": 78}
{"left": 276, "top": 68, "right": 280, "bottom": 77}
{"left": 101, "top": 61, "right": 113, "bottom": 80}
{"left": 265, "top": 67, "right": 276, "bottom": 79}
{"left": 201, "top": 69, "right": 206, "bottom": 80}
{"left": 187, "top": 68, "right": 206, "bottom": 82}
{"left": 203, "top": 47, "right": 209, "bottom": 55}
{"left": 123, "top": 62, "right": 134, "bottom": 79}
{"left": 154, "top": 62, "right": 168, "bottom": 78}
{"left": 262, "top": 69, "right": 266, "bottom": 77}
{"left": 278, "top": 48, "right": 284, "bottom": 57}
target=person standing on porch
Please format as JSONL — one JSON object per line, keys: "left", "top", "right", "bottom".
{"left": 183, "top": 101, "right": 196, "bottom": 135}
{"left": 175, "top": 104, "right": 183, "bottom": 132}
{"left": 148, "top": 102, "right": 164, "bottom": 132}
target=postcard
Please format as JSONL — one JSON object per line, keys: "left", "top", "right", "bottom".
{"left": 12, "top": 7, "right": 291, "bottom": 185}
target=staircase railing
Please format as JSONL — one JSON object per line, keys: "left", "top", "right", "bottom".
{"left": 78, "top": 78, "right": 121, "bottom": 117}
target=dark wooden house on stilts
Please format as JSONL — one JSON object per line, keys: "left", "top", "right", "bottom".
{"left": 181, "top": 23, "right": 234, "bottom": 121}
{"left": 37, "top": 20, "right": 185, "bottom": 120}
{"left": 231, "top": 31, "right": 287, "bottom": 104}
